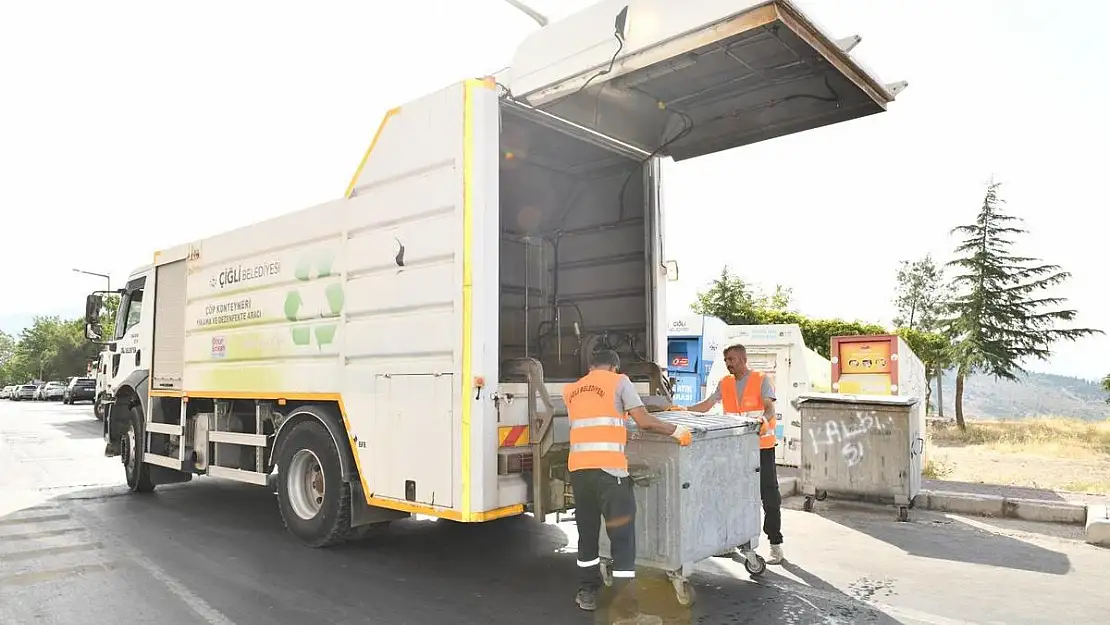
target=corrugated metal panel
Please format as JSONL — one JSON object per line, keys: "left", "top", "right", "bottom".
{"left": 152, "top": 260, "right": 187, "bottom": 391}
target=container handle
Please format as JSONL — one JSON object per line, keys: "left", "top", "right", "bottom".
{"left": 629, "top": 468, "right": 658, "bottom": 487}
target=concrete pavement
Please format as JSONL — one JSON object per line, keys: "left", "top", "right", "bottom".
{"left": 3, "top": 400, "right": 1109, "bottom": 624}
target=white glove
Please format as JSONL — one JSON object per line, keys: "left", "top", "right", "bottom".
{"left": 671, "top": 424, "right": 693, "bottom": 446}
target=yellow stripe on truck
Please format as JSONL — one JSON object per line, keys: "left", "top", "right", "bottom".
{"left": 344, "top": 107, "right": 402, "bottom": 199}
{"left": 460, "top": 77, "right": 496, "bottom": 521}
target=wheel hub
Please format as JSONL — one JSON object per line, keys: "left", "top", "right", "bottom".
{"left": 287, "top": 449, "right": 326, "bottom": 521}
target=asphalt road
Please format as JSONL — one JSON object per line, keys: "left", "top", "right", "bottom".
{"left": 2, "top": 400, "right": 1108, "bottom": 625}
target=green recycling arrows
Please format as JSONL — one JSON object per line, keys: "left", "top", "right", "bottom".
{"left": 286, "top": 249, "right": 342, "bottom": 350}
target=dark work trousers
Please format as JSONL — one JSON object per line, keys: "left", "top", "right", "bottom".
{"left": 570, "top": 468, "right": 638, "bottom": 614}
{"left": 760, "top": 447, "right": 784, "bottom": 545}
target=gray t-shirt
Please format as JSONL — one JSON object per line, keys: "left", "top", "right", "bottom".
{"left": 603, "top": 375, "right": 643, "bottom": 478}
{"left": 707, "top": 372, "right": 776, "bottom": 406}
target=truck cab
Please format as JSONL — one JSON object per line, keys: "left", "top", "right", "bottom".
{"left": 84, "top": 265, "right": 155, "bottom": 442}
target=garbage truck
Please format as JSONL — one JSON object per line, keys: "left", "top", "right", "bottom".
{"left": 81, "top": 0, "right": 905, "bottom": 548}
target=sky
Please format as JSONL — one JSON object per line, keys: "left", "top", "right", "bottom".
{"left": 1, "top": 1, "right": 1107, "bottom": 380}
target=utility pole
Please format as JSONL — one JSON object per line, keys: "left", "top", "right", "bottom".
{"left": 500, "top": 0, "right": 549, "bottom": 27}
{"left": 72, "top": 268, "right": 111, "bottom": 292}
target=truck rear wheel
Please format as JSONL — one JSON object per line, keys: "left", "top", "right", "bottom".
{"left": 275, "top": 419, "right": 351, "bottom": 548}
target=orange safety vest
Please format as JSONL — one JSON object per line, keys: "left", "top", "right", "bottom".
{"left": 719, "top": 371, "right": 776, "bottom": 450}
{"left": 563, "top": 370, "right": 628, "bottom": 473}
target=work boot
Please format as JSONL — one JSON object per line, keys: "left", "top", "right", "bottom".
{"left": 575, "top": 587, "right": 597, "bottom": 611}
{"left": 767, "top": 544, "right": 785, "bottom": 565}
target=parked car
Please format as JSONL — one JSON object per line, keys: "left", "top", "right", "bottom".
{"left": 13, "top": 384, "right": 37, "bottom": 400}
{"left": 63, "top": 378, "right": 96, "bottom": 404}
{"left": 0, "top": 386, "right": 11, "bottom": 399}
{"left": 44, "top": 381, "right": 67, "bottom": 401}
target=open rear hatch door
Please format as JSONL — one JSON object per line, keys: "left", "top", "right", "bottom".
{"left": 505, "top": 0, "right": 906, "bottom": 161}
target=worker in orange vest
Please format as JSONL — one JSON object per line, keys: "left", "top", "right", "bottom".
{"left": 564, "top": 349, "right": 695, "bottom": 625}
{"left": 679, "top": 343, "right": 785, "bottom": 564}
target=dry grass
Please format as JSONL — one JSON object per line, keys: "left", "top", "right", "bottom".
{"left": 926, "top": 417, "right": 1110, "bottom": 495}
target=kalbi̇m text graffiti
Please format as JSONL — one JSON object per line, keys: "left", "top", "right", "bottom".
{"left": 809, "top": 410, "right": 893, "bottom": 468}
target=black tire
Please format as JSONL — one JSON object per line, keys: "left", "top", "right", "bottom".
{"left": 122, "top": 405, "right": 156, "bottom": 493}
{"left": 275, "top": 419, "right": 351, "bottom": 548}
{"left": 744, "top": 554, "right": 767, "bottom": 576}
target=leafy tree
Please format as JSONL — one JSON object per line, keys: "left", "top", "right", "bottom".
{"left": 0, "top": 330, "right": 14, "bottom": 366}
{"left": 0, "top": 315, "right": 107, "bottom": 384}
{"left": 893, "top": 254, "right": 950, "bottom": 331}
{"left": 691, "top": 267, "right": 887, "bottom": 359}
{"left": 692, "top": 267, "right": 760, "bottom": 325}
{"left": 940, "top": 181, "right": 1102, "bottom": 429}
{"left": 1102, "top": 373, "right": 1110, "bottom": 404}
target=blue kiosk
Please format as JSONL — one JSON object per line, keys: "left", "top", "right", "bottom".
{"left": 665, "top": 315, "right": 728, "bottom": 404}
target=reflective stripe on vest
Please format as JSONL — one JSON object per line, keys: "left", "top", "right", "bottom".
{"left": 720, "top": 371, "right": 777, "bottom": 449}
{"left": 563, "top": 370, "right": 628, "bottom": 472}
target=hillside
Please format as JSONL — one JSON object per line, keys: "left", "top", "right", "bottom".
{"left": 937, "top": 370, "right": 1109, "bottom": 421}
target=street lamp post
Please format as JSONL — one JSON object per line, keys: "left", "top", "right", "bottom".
{"left": 500, "top": 0, "right": 549, "bottom": 27}
{"left": 72, "top": 268, "right": 111, "bottom": 292}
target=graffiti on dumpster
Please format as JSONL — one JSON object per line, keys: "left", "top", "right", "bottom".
{"left": 809, "top": 410, "right": 894, "bottom": 468}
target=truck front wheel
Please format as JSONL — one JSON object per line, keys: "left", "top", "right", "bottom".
{"left": 275, "top": 419, "right": 351, "bottom": 548}
{"left": 122, "top": 406, "right": 156, "bottom": 493}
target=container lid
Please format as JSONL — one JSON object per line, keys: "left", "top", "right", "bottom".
{"left": 634, "top": 410, "right": 763, "bottom": 434}
{"left": 792, "top": 392, "right": 919, "bottom": 407}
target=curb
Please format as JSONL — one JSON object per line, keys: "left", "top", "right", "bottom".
{"left": 783, "top": 485, "right": 1092, "bottom": 527}
{"left": 922, "top": 489, "right": 1087, "bottom": 525}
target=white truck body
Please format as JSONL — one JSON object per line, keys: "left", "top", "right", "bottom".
{"left": 87, "top": 0, "right": 904, "bottom": 545}
{"left": 706, "top": 324, "right": 831, "bottom": 467}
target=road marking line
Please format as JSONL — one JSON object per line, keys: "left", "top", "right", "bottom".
{"left": 1, "top": 541, "right": 104, "bottom": 561}
{"left": 0, "top": 513, "right": 71, "bottom": 526}
{"left": 128, "top": 554, "right": 238, "bottom": 625}
{"left": 0, "top": 527, "right": 84, "bottom": 542}
{"left": 0, "top": 561, "right": 120, "bottom": 587}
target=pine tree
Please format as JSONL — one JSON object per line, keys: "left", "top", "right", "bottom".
{"left": 941, "top": 181, "right": 1102, "bottom": 429}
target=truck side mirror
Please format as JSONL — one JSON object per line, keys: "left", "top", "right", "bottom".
{"left": 85, "top": 293, "right": 102, "bottom": 323}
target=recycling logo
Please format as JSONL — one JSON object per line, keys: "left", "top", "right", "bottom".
{"left": 284, "top": 250, "right": 344, "bottom": 349}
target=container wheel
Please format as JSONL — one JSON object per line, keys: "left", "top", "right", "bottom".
{"left": 803, "top": 496, "right": 815, "bottom": 513}
{"left": 275, "top": 419, "right": 352, "bottom": 548}
{"left": 897, "top": 506, "right": 910, "bottom": 522}
{"left": 599, "top": 558, "right": 613, "bottom": 587}
{"left": 815, "top": 490, "right": 828, "bottom": 501}
{"left": 744, "top": 554, "right": 767, "bottom": 576}
{"left": 671, "top": 577, "right": 696, "bottom": 607}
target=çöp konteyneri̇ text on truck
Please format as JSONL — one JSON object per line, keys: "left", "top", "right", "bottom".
{"left": 82, "top": 0, "right": 906, "bottom": 548}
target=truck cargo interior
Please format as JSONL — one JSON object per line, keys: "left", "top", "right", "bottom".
{"left": 497, "top": 102, "right": 655, "bottom": 383}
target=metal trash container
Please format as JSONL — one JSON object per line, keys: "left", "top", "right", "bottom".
{"left": 793, "top": 393, "right": 924, "bottom": 521}
{"left": 595, "top": 412, "right": 766, "bottom": 606}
